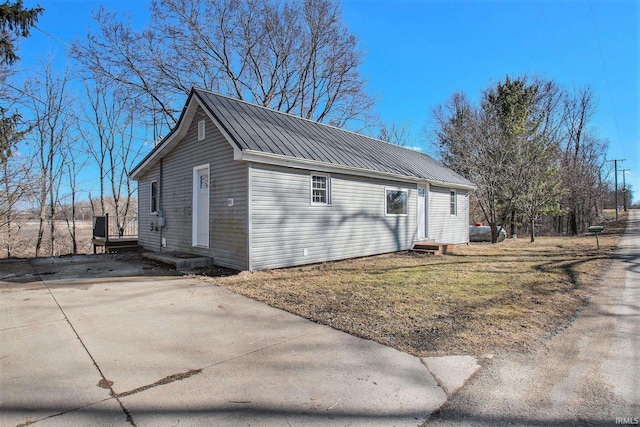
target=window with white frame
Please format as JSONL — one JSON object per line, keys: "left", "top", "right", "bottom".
{"left": 386, "top": 188, "right": 408, "bottom": 215}
{"left": 150, "top": 180, "right": 159, "bottom": 214}
{"left": 197, "top": 119, "right": 205, "bottom": 141}
{"left": 311, "top": 173, "right": 330, "bottom": 204}
{"left": 450, "top": 190, "right": 457, "bottom": 216}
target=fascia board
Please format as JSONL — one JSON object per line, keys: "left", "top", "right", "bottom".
{"left": 191, "top": 92, "right": 244, "bottom": 161}
{"left": 240, "top": 150, "right": 476, "bottom": 190}
{"left": 131, "top": 92, "right": 243, "bottom": 179}
{"left": 130, "top": 98, "right": 198, "bottom": 180}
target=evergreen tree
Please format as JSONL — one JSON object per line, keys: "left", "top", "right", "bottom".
{"left": 0, "top": 0, "right": 43, "bottom": 161}
{"left": 433, "top": 75, "right": 564, "bottom": 243}
{"left": 0, "top": 0, "right": 43, "bottom": 65}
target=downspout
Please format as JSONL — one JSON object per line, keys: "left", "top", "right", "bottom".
{"left": 158, "top": 157, "right": 164, "bottom": 252}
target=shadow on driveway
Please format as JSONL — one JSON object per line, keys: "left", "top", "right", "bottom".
{"left": 1, "top": 253, "right": 447, "bottom": 427}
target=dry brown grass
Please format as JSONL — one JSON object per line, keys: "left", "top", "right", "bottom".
{"left": 209, "top": 214, "right": 626, "bottom": 357}
{"left": 0, "top": 220, "right": 94, "bottom": 259}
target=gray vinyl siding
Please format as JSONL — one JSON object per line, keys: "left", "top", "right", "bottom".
{"left": 137, "top": 107, "right": 248, "bottom": 271}
{"left": 138, "top": 170, "right": 161, "bottom": 251}
{"left": 249, "top": 163, "right": 416, "bottom": 270}
{"left": 428, "top": 186, "right": 469, "bottom": 244}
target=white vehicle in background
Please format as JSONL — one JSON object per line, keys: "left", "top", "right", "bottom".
{"left": 469, "top": 224, "right": 507, "bottom": 242}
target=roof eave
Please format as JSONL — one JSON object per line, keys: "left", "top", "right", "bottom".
{"left": 131, "top": 89, "right": 244, "bottom": 180}
{"left": 241, "top": 150, "right": 476, "bottom": 190}
{"left": 130, "top": 90, "right": 198, "bottom": 180}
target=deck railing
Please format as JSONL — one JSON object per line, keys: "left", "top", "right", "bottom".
{"left": 92, "top": 213, "right": 138, "bottom": 240}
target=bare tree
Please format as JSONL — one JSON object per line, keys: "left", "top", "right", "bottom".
{"left": 70, "top": 0, "right": 373, "bottom": 139}
{"left": 516, "top": 143, "right": 564, "bottom": 242}
{"left": 432, "top": 76, "right": 565, "bottom": 243}
{"left": 57, "top": 131, "right": 86, "bottom": 254}
{"left": 22, "top": 59, "right": 74, "bottom": 256}
{"left": 433, "top": 91, "right": 509, "bottom": 243}
{"left": 559, "top": 86, "right": 607, "bottom": 234}
{"left": 0, "top": 153, "right": 30, "bottom": 256}
{"left": 377, "top": 121, "right": 411, "bottom": 147}
{"left": 80, "top": 77, "right": 144, "bottom": 237}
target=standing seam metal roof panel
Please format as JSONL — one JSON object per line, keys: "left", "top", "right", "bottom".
{"left": 304, "top": 118, "right": 353, "bottom": 166}
{"left": 256, "top": 103, "right": 318, "bottom": 160}
{"left": 232, "top": 97, "right": 298, "bottom": 157}
{"left": 194, "top": 88, "right": 474, "bottom": 188}
{"left": 195, "top": 91, "right": 254, "bottom": 151}
{"left": 289, "top": 110, "right": 344, "bottom": 164}
{"left": 213, "top": 94, "right": 285, "bottom": 155}
{"left": 276, "top": 106, "right": 342, "bottom": 166}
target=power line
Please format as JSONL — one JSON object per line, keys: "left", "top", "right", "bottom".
{"left": 34, "top": 25, "right": 71, "bottom": 47}
{"left": 15, "top": 26, "right": 153, "bottom": 145}
{"left": 536, "top": 2, "right": 570, "bottom": 79}
{"left": 0, "top": 78, "right": 153, "bottom": 146}
{"left": 588, "top": 0, "right": 624, "bottom": 149}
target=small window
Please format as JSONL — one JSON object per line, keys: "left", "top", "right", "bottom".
{"left": 197, "top": 119, "right": 205, "bottom": 141}
{"left": 450, "top": 190, "right": 457, "bottom": 216}
{"left": 386, "top": 189, "right": 408, "bottom": 215}
{"left": 150, "top": 181, "right": 159, "bottom": 214}
{"left": 311, "top": 174, "right": 330, "bottom": 204}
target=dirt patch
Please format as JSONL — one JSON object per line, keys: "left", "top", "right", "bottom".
{"left": 116, "top": 369, "right": 203, "bottom": 398}
{"left": 201, "top": 215, "right": 627, "bottom": 357}
{"left": 0, "top": 253, "right": 181, "bottom": 289}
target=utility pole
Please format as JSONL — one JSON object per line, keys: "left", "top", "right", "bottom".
{"left": 608, "top": 159, "right": 626, "bottom": 224}
{"left": 621, "top": 169, "right": 631, "bottom": 211}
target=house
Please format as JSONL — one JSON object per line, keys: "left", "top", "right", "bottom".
{"left": 130, "top": 88, "right": 475, "bottom": 271}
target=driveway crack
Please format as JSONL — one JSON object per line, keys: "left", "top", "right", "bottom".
{"left": 116, "top": 369, "right": 203, "bottom": 398}
{"left": 31, "top": 263, "right": 137, "bottom": 427}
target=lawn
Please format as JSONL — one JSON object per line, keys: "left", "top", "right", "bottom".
{"left": 207, "top": 215, "right": 626, "bottom": 357}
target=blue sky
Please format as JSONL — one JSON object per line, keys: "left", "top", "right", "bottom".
{"left": 19, "top": 0, "right": 640, "bottom": 202}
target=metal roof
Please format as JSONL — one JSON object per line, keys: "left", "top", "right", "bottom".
{"left": 133, "top": 88, "right": 474, "bottom": 189}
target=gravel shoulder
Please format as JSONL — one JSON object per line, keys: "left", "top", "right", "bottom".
{"left": 424, "top": 210, "right": 640, "bottom": 426}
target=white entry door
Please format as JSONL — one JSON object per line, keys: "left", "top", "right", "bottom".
{"left": 193, "top": 165, "right": 210, "bottom": 248}
{"left": 417, "top": 184, "right": 427, "bottom": 239}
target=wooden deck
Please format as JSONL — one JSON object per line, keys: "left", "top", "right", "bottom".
{"left": 411, "top": 241, "right": 455, "bottom": 255}
{"left": 92, "top": 214, "right": 140, "bottom": 254}
{"left": 92, "top": 237, "right": 141, "bottom": 254}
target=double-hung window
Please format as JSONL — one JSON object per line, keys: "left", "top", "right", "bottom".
{"left": 150, "top": 181, "right": 159, "bottom": 214}
{"left": 450, "top": 190, "right": 457, "bottom": 216}
{"left": 311, "top": 173, "right": 330, "bottom": 205}
{"left": 386, "top": 188, "right": 408, "bottom": 215}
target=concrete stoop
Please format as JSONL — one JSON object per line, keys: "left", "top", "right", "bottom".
{"left": 142, "top": 251, "right": 214, "bottom": 271}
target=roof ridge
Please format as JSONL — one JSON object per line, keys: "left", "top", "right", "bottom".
{"left": 192, "top": 87, "right": 434, "bottom": 160}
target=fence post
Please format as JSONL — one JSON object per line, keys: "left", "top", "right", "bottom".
{"left": 105, "top": 212, "right": 109, "bottom": 242}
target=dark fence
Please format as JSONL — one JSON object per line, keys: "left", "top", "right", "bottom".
{"left": 92, "top": 213, "right": 138, "bottom": 240}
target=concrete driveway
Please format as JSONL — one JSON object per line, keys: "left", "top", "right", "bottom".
{"left": 1, "top": 254, "right": 476, "bottom": 426}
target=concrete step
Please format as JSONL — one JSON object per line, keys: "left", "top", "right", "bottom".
{"left": 143, "top": 252, "right": 214, "bottom": 270}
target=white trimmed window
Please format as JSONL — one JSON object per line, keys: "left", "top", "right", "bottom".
{"left": 197, "top": 119, "right": 205, "bottom": 141}
{"left": 450, "top": 190, "right": 457, "bottom": 216}
{"left": 150, "top": 180, "right": 159, "bottom": 214}
{"left": 386, "top": 188, "right": 408, "bottom": 215}
{"left": 311, "top": 173, "right": 330, "bottom": 204}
